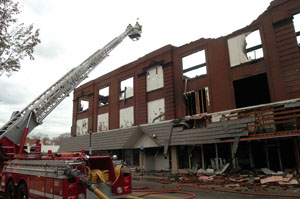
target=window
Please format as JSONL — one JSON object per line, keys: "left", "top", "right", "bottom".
{"left": 78, "top": 98, "right": 89, "bottom": 112}
{"left": 120, "top": 106, "right": 134, "bottom": 128}
{"left": 147, "top": 98, "right": 165, "bottom": 123}
{"left": 245, "top": 30, "right": 264, "bottom": 60}
{"left": 293, "top": 13, "right": 300, "bottom": 45}
{"left": 228, "top": 30, "right": 263, "bottom": 67}
{"left": 120, "top": 77, "right": 133, "bottom": 100}
{"left": 182, "top": 50, "right": 207, "bottom": 79}
{"left": 147, "top": 65, "right": 164, "bottom": 92}
{"left": 99, "top": 87, "right": 109, "bottom": 107}
{"left": 184, "top": 88, "right": 209, "bottom": 116}
{"left": 76, "top": 118, "right": 88, "bottom": 135}
{"left": 97, "top": 113, "right": 109, "bottom": 131}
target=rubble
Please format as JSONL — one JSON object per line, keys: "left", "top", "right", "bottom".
{"left": 180, "top": 167, "right": 300, "bottom": 189}
{"left": 260, "top": 176, "right": 283, "bottom": 184}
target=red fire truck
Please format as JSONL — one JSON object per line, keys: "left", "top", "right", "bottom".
{"left": 0, "top": 22, "right": 142, "bottom": 199}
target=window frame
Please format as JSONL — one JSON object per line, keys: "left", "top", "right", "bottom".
{"left": 78, "top": 97, "right": 89, "bottom": 113}
{"left": 98, "top": 86, "right": 109, "bottom": 107}
{"left": 227, "top": 29, "right": 264, "bottom": 67}
{"left": 120, "top": 77, "right": 134, "bottom": 100}
{"left": 182, "top": 49, "right": 207, "bottom": 79}
{"left": 293, "top": 13, "right": 300, "bottom": 46}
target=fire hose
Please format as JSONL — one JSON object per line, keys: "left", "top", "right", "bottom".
{"left": 82, "top": 165, "right": 144, "bottom": 199}
{"left": 80, "top": 165, "right": 123, "bottom": 199}
{"left": 132, "top": 183, "right": 300, "bottom": 198}
{"left": 133, "top": 188, "right": 195, "bottom": 199}
{"left": 177, "top": 184, "right": 300, "bottom": 198}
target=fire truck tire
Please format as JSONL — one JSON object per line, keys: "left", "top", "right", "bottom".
{"left": 5, "top": 180, "right": 16, "bottom": 199}
{"left": 17, "top": 182, "right": 28, "bottom": 199}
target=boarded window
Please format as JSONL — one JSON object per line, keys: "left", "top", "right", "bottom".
{"left": 97, "top": 113, "right": 109, "bottom": 131}
{"left": 184, "top": 88, "right": 209, "bottom": 116}
{"left": 146, "top": 65, "right": 164, "bottom": 92}
{"left": 78, "top": 98, "right": 89, "bottom": 112}
{"left": 99, "top": 87, "right": 109, "bottom": 107}
{"left": 228, "top": 30, "right": 263, "bottom": 67}
{"left": 294, "top": 13, "right": 300, "bottom": 45}
{"left": 182, "top": 50, "right": 207, "bottom": 79}
{"left": 120, "top": 106, "right": 134, "bottom": 128}
{"left": 147, "top": 98, "right": 165, "bottom": 123}
{"left": 120, "top": 77, "right": 134, "bottom": 100}
{"left": 76, "top": 118, "right": 88, "bottom": 135}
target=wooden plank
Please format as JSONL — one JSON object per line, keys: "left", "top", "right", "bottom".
{"left": 195, "top": 90, "right": 201, "bottom": 114}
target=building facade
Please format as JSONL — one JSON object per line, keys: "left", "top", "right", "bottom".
{"left": 60, "top": 0, "right": 300, "bottom": 173}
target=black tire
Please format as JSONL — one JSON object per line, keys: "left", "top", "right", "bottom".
{"left": 16, "top": 183, "right": 28, "bottom": 199}
{"left": 5, "top": 180, "right": 16, "bottom": 199}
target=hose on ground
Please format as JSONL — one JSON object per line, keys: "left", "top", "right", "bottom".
{"left": 133, "top": 188, "right": 195, "bottom": 199}
{"left": 178, "top": 184, "right": 300, "bottom": 198}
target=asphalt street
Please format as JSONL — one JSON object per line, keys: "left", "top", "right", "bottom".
{"left": 131, "top": 180, "right": 300, "bottom": 199}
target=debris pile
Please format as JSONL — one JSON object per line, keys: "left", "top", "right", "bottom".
{"left": 178, "top": 167, "right": 300, "bottom": 189}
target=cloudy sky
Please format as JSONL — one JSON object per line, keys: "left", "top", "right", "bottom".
{"left": 0, "top": 0, "right": 273, "bottom": 138}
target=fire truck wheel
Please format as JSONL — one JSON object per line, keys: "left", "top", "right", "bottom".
{"left": 5, "top": 180, "right": 16, "bottom": 199}
{"left": 17, "top": 183, "right": 28, "bottom": 199}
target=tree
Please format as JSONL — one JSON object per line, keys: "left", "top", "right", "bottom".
{"left": 0, "top": 0, "right": 40, "bottom": 76}
{"left": 28, "top": 132, "right": 49, "bottom": 140}
{"left": 52, "top": 133, "right": 70, "bottom": 145}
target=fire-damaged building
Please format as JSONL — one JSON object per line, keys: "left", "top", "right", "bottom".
{"left": 59, "top": 0, "right": 300, "bottom": 174}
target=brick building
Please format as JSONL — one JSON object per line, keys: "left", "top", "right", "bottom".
{"left": 60, "top": 0, "right": 300, "bottom": 173}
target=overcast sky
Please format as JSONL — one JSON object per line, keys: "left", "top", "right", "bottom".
{"left": 0, "top": 0, "right": 273, "bottom": 138}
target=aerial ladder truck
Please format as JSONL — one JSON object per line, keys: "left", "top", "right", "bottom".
{"left": 0, "top": 22, "right": 142, "bottom": 199}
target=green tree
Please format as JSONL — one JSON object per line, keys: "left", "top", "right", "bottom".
{"left": 0, "top": 0, "right": 40, "bottom": 76}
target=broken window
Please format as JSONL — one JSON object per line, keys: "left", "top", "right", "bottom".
{"left": 120, "top": 106, "right": 134, "bottom": 128}
{"left": 182, "top": 50, "right": 207, "bottom": 79}
{"left": 97, "top": 113, "right": 109, "bottom": 132}
{"left": 293, "top": 13, "right": 300, "bottom": 45}
{"left": 120, "top": 77, "right": 133, "bottom": 100}
{"left": 99, "top": 86, "right": 109, "bottom": 107}
{"left": 76, "top": 118, "right": 88, "bottom": 135}
{"left": 228, "top": 30, "right": 263, "bottom": 67}
{"left": 147, "top": 98, "right": 165, "bottom": 123}
{"left": 78, "top": 98, "right": 89, "bottom": 112}
{"left": 184, "top": 88, "right": 209, "bottom": 116}
{"left": 233, "top": 73, "right": 271, "bottom": 108}
{"left": 146, "top": 65, "right": 164, "bottom": 92}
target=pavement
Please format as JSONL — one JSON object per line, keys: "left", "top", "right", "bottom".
{"left": 1, "top": 178, "right": 299, "bottom": 198}
{"left": 131, "top": 179, "right": 300, "bottom": 199}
